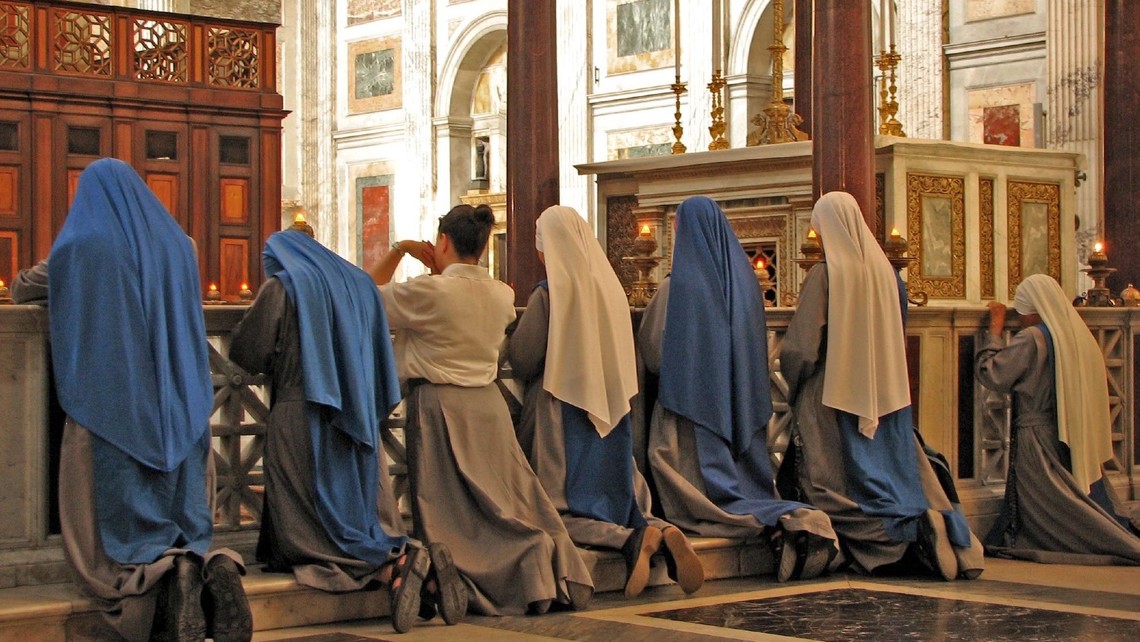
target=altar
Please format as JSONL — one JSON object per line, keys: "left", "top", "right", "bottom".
{"left": 578, "top": 136, "right": 1084, "bottom": 307}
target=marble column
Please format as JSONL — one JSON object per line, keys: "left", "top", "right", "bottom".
{"left": 1047, "top": 0, "right": 1103, "bottom": 288}
{"left": 794, "top": 0, "right": 812, "bottom": 137}
{"left": 812, "top": 0, "right": 876, "bottom": 230}
{"left": 294, "top": 0, "right": 337, "bottom": 252}
{"left": 1104, "top": 0, "right": 1139, "bottom": 289}
{"left": 506, "top": 0, "right": 555, "bottom": 303}
{"left": 557, "top": 0, "right": 589, "bottom": 219}
{"left": 402, "top": 0, "right": 436, "bottom": 243}
{"left": 896, "top": 0, "right": 945, "bottom": 140}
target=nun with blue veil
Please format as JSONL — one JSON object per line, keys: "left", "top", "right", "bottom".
{"left": 229, "top": 229, "right": 465, "bottom": 634}
{"left": 638, "top": 195, "right": 839, "bottom": 583}
{"left": 42, "top": 158, "right": 250, "bottom": 642}
{"left": 779, "top": 191, "right": 984, "bottom": 580}
{"left": 976, "top": 274, "right": 1140, "bottom": 565}
{"left": 508, "top": 205, "right": 705, "bottom": 599}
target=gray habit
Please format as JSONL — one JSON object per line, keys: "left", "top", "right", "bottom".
{"left": 637, "top": 279, "right": 837, "bottom": 545}
{"left": 780, "top": 266, "right": 984, "bottom": 575}
{"left": 976, "top": 327, "right": 1140, "bottom": 565}
{"left": 405, "top": 379, "right": 594, "bottom": 616}
{"left": 508, "top": 286, "right": 672, "bottom": 550}
{"left": 229, "top": 278, "right": 407, "bottom": 591}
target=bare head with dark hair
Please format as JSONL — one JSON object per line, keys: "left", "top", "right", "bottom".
{"left": 437, "top": 203, "right": 495, "bottom": 259}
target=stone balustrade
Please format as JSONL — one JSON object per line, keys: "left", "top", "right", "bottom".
{"left": 1, "top": 302, "right": 1136, "bottom": 588}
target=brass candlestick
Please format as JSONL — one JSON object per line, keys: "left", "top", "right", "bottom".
{"left": 290, "top": 211, "right": 315, "bottom": 237}
{"left": 795, "top": 229, "right": 823, "bottom": 273}
{"left": 747, "top": 0, "right": 808, "bottom": 146}
{"left": 0, "top": 278, "right": 10, "bottom": 303}
{"left": 882, "top": 228, "right": 927, "bottom": 306}
{"left": 239, "top": 282, "right": 254, "bottom": 302}
{"left": 708, "top": 70, "right": 729, "bottom": 151}
{"left": 1082, "top": 242, "right": 1116, "bottom": 307}
{"left": 875, "top": 46, "right": 906, "bottom": 136}
{"left": 624, "top": 225, "right": 663, "bottom": 307}
{"left": 754, "top": 258, "right": 776, "bottom": 307}
{"left": 205, "top": 282, "right": 222, "bottom": 304}
{"left": 671, "top": 76, "right": 687, "bottom": 155}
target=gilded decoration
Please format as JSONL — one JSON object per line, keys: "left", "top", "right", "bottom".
{"left": 208, "top": 26, "right": 260, "bottom": 89}
{"left": 1007, "top": 181, "right": 1061, "bottom": 298}
{"left": 906, "top": 174, "right": 966, "bottom": 298}
{"left": 53, "top": 8, "right": 113, "bottom": 76}
{"left": 980, "top": 178, "right": 995, "bottom": 299}
{"left": 133, "top": 18, "right": 188, "bottom": 83}
{"left": 606, "top": 195, "right": 640, "bottom": 289}
{"left": 0, "top": 3, "right": 30, "bottom": 70}
{"left": 875, "top": 172, "right": 886, "bottom": 242}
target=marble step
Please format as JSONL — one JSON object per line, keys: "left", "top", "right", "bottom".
{"left": 0, "top": 537, "right": 773, "bottom": 640}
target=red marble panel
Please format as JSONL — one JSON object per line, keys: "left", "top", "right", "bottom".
{"left": 982, "top": 105, "right": 1020, "bottom": 146}
{"left": 360, "top": 184, "right": 389, "bottom": 269}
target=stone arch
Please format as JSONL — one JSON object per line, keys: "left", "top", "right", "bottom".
{"left": 435, "top": 11, "right": 508, "bottom": 209}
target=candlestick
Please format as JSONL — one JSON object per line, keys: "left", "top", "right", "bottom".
{"left": 754, "top": 256, "right": 776, "bottom": 307}
{"left": 624, "top": 223, "right": 663, "bottom": 307}
{"left": 875, "top": 46, "right": 905, "bottom": 136}
{"left": 708, "top": 70, "right": 729, "bottom": 150}
{"left": 673, "top": 0, "right": 681, "bottom": 78}
{"left": 671, "top": 76, "right": 687, "bottom": 154}
{"left": 239, "top": 282, "right": 253, "bottom": 302}
{"left": 1082, "top": 240, "right": 1116, "bottom": 306}
{"left": 205, "top": 282, "right": 221, "bottom": 303}
{"left": 0, "top": 278, "right": 9, "bottom": 302}
{"left": 746, "top": 0, "right": 809, "bottom": 145}
{"left": 290, "top": 211, "right": 315, "bottom": 237}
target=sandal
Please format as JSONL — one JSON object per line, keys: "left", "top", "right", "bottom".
{"left": 386, "top": 545, "right": 430, "bottom": 633}
{"left": 775, "top": 529, "right": 837, "bottom": 582}
{"left": 621, "top": 526, "right": 662, "bottom": 598}
{"left": 661, "top": 526, "right": 704, "bottom": 594}
{"left": 422, "top": 542, "right": 467, "bottom": 625}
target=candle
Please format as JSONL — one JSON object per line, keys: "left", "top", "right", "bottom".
{"left": 807, "top": 228, "right": 817, "bottom": 239}
{"left": 879, "top": 1, "right": 888, "bottom": 51}
{"left": 294, "top": 212, "right": 307, "bottom": 224}
{"left": 890, "top": 227, "right": 901, "bottom": 239}
{"left": 888, "top": 0, "right": 895, "bottom": 48}
{"left": 1094, "top": 241, "right": 1104, "bottom": 254}
{"left": 755, "top": 257, "right": 765, "bottom": 270}
{"left": 639, "top": 224, "right": 652, "bottom": 237}
{"left": 711, "top": 0, "right": 722, "bottom": 73}
{"left": 239, "top": 282, "right": 253, "bottom": 302}
{"left": 674, "top": 0, "right": 681, "bottom": 77}
{"left": 206, "top": 283, "right": 221, "bottom": 302}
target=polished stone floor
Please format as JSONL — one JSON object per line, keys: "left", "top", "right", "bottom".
{"left": 253, "top": 559, "right": 1140, "bottom": 642}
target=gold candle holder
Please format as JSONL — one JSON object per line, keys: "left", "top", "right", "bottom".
{"left": 746, "top": 0, "right": 808, "bottom": 146}
{"left": 239, "top": 282, "right": 253, "bottom": 302}
{"left": 754, "top": 257, "right": 776, "bottom": 307}
{"left": 882, "top": 228, "right": 927, "bottom": 306}
{"left": 290, "top": 211, "right": 315, "bottom": 237}
{"left": 624, "top": 223, "right": 663, "bottom": 307}
{"left": 708, "top": 70, "right": 729, "bottom": 151}
{"left": 1082, "top": 241, "right": 1117, "bottom": 307}
{"left": 795, "top": 228, "right": 823, "bottom": 273}
{"left": 875, "top": 46, "right": 906, "bottom": 137}
{"left": 205, "top": 282, "right": 222, "bottom": 304}
{"left": 671, "top": 76, "right": 687, "bottom": 155}
{"left": 0, "top": 278, "right": 10, "bottom": 303}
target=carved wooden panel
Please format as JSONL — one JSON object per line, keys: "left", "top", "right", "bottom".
{"left": 606, "top": 195, "right": 639, "bottom": 290}
{"left": 1092, "top": 326, "right": 1128, "bottom": 470}
{"left": 51, "top": 8, "right": 113, "bottom": 77}
{"left": 0, "top": 229, "right": 14, "bottom": 284}
{"left": 66, "top": 169, "right": 82, "bottom": 207}
{"left": 0, "top": 165, "right": 17, "bottom": 216}
{"left": 133, "top": 18, "right": 188, "bottom": 83}
{"left": 219, "top": 178, "right": 248, "bottom": 224}
{"left": 1006, "top": 181, "right": 1061, "bottom": 298}
{"left": 0, "top": 2, "right": 31, "bottom": 70}
{"left": 147, "top": 173, "right": 178, "bottom": 219}
{"left": 980, "top": 178, "right": 995, "bottom": 300}
{"left": 219, "top": 238, "right": 248, "bottom": 297}
{"left": 906, "top": 174, "right": 966, "bottom": 298}
{"left": 208, "top": 27, "right": 260, "bottom": 89}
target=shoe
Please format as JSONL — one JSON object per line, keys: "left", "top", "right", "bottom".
{"left": 424, "top": 542, "right": 467, "bottom": 625}
{"left": 202, "top": 555, "right": 253, "bottom": 642}
{"left": 388, "top": 545, "right": 430, "bottom": 633}
{"left": 566, "top": 580, "right": 593, "bottom": 611}
{"left": 919, "top": 509, "right": 957, "bottom": 581}
{"left": 776, "top": 530, "right": 837, "bottom": 583}
{"left": 620, "top": 526, "right": 663, "bottom": 598}
{"left": 661, "top": 526, "right": 704, "bottom": 594}
{"left": 152, "top": 554, "right": 206, "bottom": 642}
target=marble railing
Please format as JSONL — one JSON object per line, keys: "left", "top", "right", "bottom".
{"left": 0, "top": 303, "right": 1136, "bottom": 586}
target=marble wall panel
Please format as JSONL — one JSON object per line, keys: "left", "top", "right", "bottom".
{"left": 347, "top": 36, "right": 402, "bottom": 113}
{"left": 906, "top": 174, "right": 966, "bottom": 299}
{"left": 1006, "top": 181, "right": 1061, "bottom": 297}
{"left": 346, "top": 0, "right": 400, "bottom": 26}
{"left": 967, "top": 83, "right": 1035, "bottom": 147}
{"left": 607, "top": 0, "right": 673, "bottom": 74}
{"left": 966, "top": 0, "right": 1034, "bottom": 22}
{"left": 607, "top": 126, "right": 673, "bottom": 160}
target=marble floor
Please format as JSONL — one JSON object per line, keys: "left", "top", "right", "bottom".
{"left": 252, "top": 559, "right": 1140, "bottom": 642}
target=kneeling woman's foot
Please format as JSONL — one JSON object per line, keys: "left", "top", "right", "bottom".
{"left": 202, "top": 555, "right": 253, "bottom": 642}
{"left": 422, "top": 542, "right": 467, "bottom": 625}
{"left": 661, "top": 526, "right": 704, "bottom": 594}
{"left": 621, "top": 526, "right": 663, "bottom": 598}
{"left": 386, "top": 545, "right": 430, "bottom": 633}
{"left": 776, "top": 530, "right": 837, "bottom": 582}
{"left": 918, "top": 509, "right": 957, "bottom": 581}
{"left": 152, "top": 554, "right": 206, "bottom": 642}
{"left": 566, "top": 581, "right": 593, "bottom": 611}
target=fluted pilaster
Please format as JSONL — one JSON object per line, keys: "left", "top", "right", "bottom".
{"left": 296, "top": 0, "right": 336, "bottom": 251}
{"left": 557, "top": 0, "right": 589, "bottom": 219}
{"left": 896, "top": 0, "right": 945, "bottom": 140}
{"left": 402, "top": 0, "right": 437, "bottom": 241}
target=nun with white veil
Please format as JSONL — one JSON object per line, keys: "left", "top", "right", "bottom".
{"left": 508, "top": 205, "right": 704, "bottom": 598}
{"left": 977, "top": 274, "right": 1140, "bottom": 564}
{"left": 780, "top": 191, "right": 984, "bottom": 580}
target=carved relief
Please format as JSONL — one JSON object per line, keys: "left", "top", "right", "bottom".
{"left": 208, "top": 26, "right": 260, "bottom": 89}
{"left": 134, "top": 18, "right": 188, "bottom": 83}
{"left": 53, "top": 8, "right": 113, "bottom": 76}
{"left": 980, "top": 178, "right": 995, "bottom": 299}
{"left": 1006, "top": 181, "right": 1061, "bottom": 298}
{"left": 0, "top": 3, "right": 30, "bottom": 70}
{"left": 906, "top": 174, "right": 966, "bottom": 298}
{"left": 606, "top": 195, "right": 639, "bottom": 289}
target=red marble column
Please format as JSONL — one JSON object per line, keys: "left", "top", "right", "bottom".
{"left": 506, "top": 0, "right": 555, "bottom": 304}
{"left": 1104, "top": 0, "right": 1140, "bottom": 290}
{"left": 794, "top": 0, "right": 813, "bottom": 137}
{"left": 811, "top": 0, "right": 876, "bottom": 232}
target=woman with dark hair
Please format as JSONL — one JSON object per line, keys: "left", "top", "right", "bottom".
{"left": 372, "top": 204, "right": 593, "bottom": 616}
{"left": 639, "top": 196, "right": 839, "bottom": 583}
{"left": 508, "top": 205, "right": 704, "bottom": 599}
{"left": 780, "top": 191, "right": 984, "bottom": 580}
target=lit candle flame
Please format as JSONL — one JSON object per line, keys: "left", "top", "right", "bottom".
{"left": 1094, "top": 241, "right": 1104, "bottom": 253}
{"left": 208, "top": 283, "right": 218, "bottom": 292}
{"left": 294, "top": 212, "right": 307, "bottom": 224}
{"left": 0, "top": 279, "right": 5, "bottom": 288}
{"left": 807, "top": 228, "right": 817, "bottom": 239}
{"left": 240, "top": 282, "right": 249, "bottom": 290}
{"left": 755, "top": 257, "right": 766, "bottom": 270}
{"left": 890, "top": 227, "right": 901, "bottom": 238}
{"left": 639, "top": 224, "right": 651, "bottom": 237}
